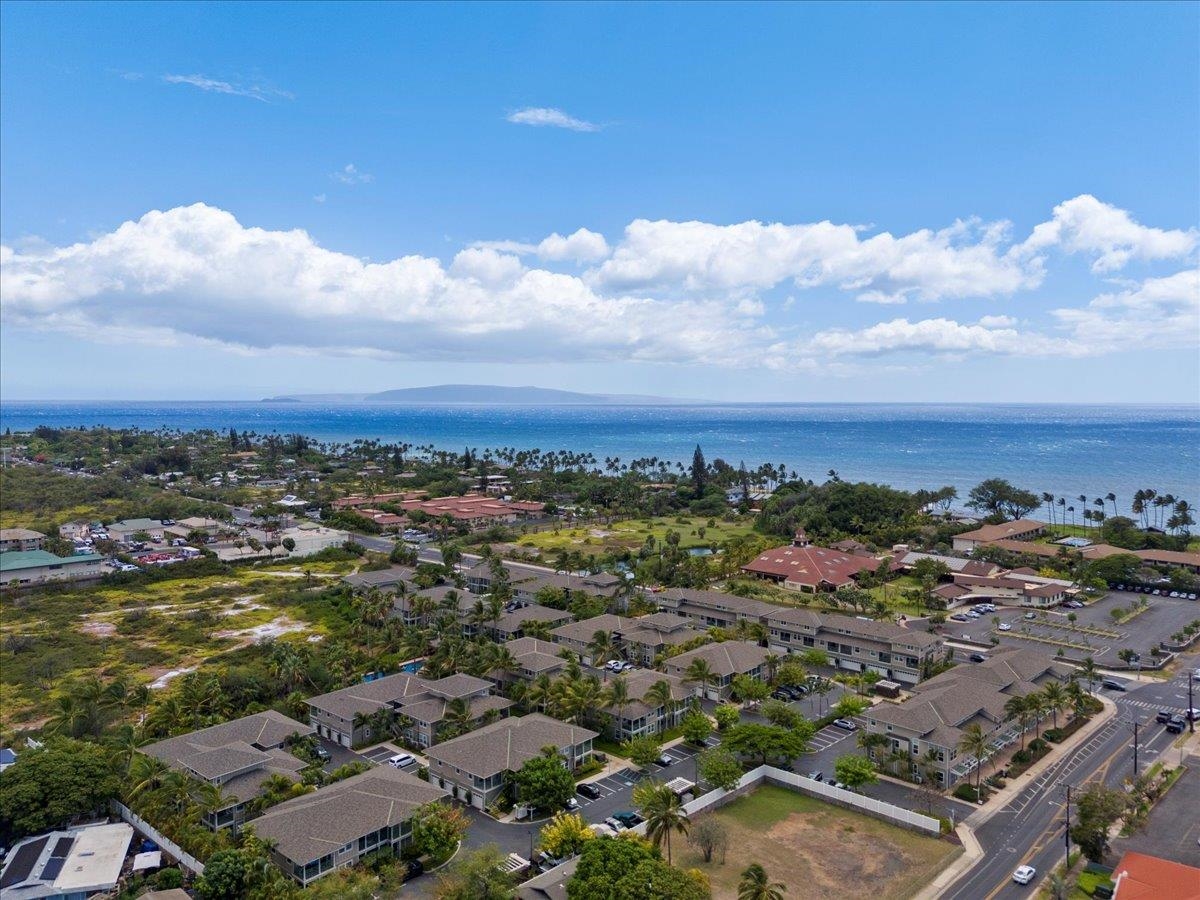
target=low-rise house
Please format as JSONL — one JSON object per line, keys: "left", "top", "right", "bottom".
{"left": 344, "top": 566, "right": 417, "bottom": 592}
{"left": 950, "top": 573, "right": 1068, "bottom": 608}
{"left": 655, "top": 587, "right": 778, "bottom": 629}
{"left": 423, "top": 713, "right": 597, "bottom": 810}
{"left": 141, "top": 711, "right": 313, "bottom": 829}
{"left": 0, "top": 822, "right": 133, "bottom": 900}
{"left": 306, "top": 672, "right": 512, "bottom": 749}
{"left": 1134, "top": 548, "right": 1200, "bottom": 574}
{"left": 618, "top": 612, "right": 705, "bottom": 665}
{"left": 741, "top": 529, "right": 881, "bottom": 593}
{"left": 0, "top": 550, "right": 105, "bottom": 587}
{"left": 951, "top": 519, "right": 1047, "bottom": 552}
{"left": 1109, "top": 851, "right": 1200, "bottom": 900}
{"left": 860, "top": 646, "right": 1070, "bottom": 787}
{"left": 604, "top": 670, "right": 690, "bottom": 740}
{"left": 896, "top": 550, "right": 1000, "bottom": 577}
{"left": 253, "top": 765, "right": 447, "bottom": 888}
{"left": 662, "top": 641, "right": 772, "bottom": 699}
{"left": 503, "top": 638, "right": 569, "bottom": 681}
{"left": 549, "top": 614, "right": 632, "bottom": 664}
{"left": 0, "top": 528, "right": 45, "bottom": 552}
{"left": 489, "top": 604, "right": 574, "bottom": 641}
{"left": 106, "top": 518, "right": 168, "bottom": 542}
{"left": 58, "top": 521, "right": 91, "bottom": 541}
{"left": 764, "top": 608, "right": 946, "bottom": 685}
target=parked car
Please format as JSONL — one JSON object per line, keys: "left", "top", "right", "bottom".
{"left": 403, "top": 859, "right": 424, "bottom": 883}
{"left": 998, "top": 623, "right": 1013, "bottom": 631}
{"left": 832, "top": 781, "right": 849, "bottom": 791}
{"left": 1166, "top": 716, "right": 1186, "bottom": 734}
{"left": 1101, "top": 679, "right": 1127, "bottom": 692}
{"left": 611, "top": 811, "right": 642, "bottom": 828}
{"left": 576, "top": 782, "right": 602, "bottom": 800}
{"left": 1188, "top": 593, "right": 1198, "bottom": 601}
{"left": 950, "top": 614, "right": 970, "bottom": 622}
{"left": 1169, "top": 592, "right": 1181, "bottom": 599}
{"left": 388, "top": 753, "right": 415, "bottom": 768}
{"left": 314, "top": 745, "right": 331, "bottom": 761}
{"left": 565, "top": 797, "right": 581, "bottom": 810}
{"left": 832, "top": 718, "right": 858, "bottom": 731}
{"left": 1156, "top": 710, "right": 1176, "bottom": 724}
{"left": 771, "top": 690, "right": 793, "bottom": 701}
{"left": 604, "top": 817, "right": 627, "bottom": 832}
{"left": 657, "top": 753, "right": 673, "bottom": 767}
{"left": 969, "top": 653, "right": 987, "bottom": 663}
{"left": 1024, "top": 611, "right": 1037, "bottom": 619}
{"left": 1012, "top": 865, "right": 1037, "bottom": 885}
{"left": 806, "top": 771, "right": 823, "bottom": 782}
{"left": 1185, "top": 708, "right": 1200, "bottom": 722}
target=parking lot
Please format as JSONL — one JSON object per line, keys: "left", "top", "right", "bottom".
{"left": 945, "top": 590, "right": 1200, "bottom": 666}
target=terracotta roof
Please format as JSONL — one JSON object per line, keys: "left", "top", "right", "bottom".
{"left": 1135, "top": 548, "right": 1200, "bottom": 568}
{"left": 953, "top": 519, "right": 1046, "bottom": 543}
{"left": 1112, "top": 851, "right": 1200, "bottom": 900}
{"left": 741, "top": 543, "right": 877, "bottom": 588}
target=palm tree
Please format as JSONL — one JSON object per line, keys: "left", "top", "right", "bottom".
{"left": 856, "top": 731, "right": 889, "bottom": 764}
{"left": 645, "top": 679, "right": 676, "bottom": 731}
{"left": 1004, "top": 694, "right": 1033, "bottom": 751}
{"left": 739, "top": 863, "right": 787, "bottom": 900}
{"left": 683, "top": 658, "right": 718, "bottom": 699}
{"left": 1077, "top": 656, "right": 1100, "bottom": 693}
{"left": 441, "top": 698, "right": 474, "bottom": 738}
{"left": 1041, "top": 682, "right": 1068, "bottom": 730}
{"left": 1105, "top": 492, "right": 1117, "bottom": 518}
{"left": 632, "top": 780, "right": 690, "bottom": 865}
{"left": 587, "top": 630, "right": 618, "bottom": 668}
{"left": 605, "top": 676, "right": 631, "bottom": 730}
{"left": 958, "top": 723, "right": 991, "bottom": 798}
{"left": 762, "top": 652, "right": 782, "bottom": 685}
{"left": 526, "top": 673, "right": 554, "bottom": 714}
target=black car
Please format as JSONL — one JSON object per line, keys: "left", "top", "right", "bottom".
{"left": 771, "top": 690, "right": 792, "bottom": 701}
{"left": 576, "top": 783, "right": 602, "bottom": 800}
{"left": 969, "top": 653, "right": 987, "bottom": 663}
{"left": 403, "top": 859, "right": 424, "bottom": 882}
{"left": 1101, "top": 679, "right": 1127, "bottom": 692}
{"left": 1156, "top": 710, "right": 1176, "bottom": 724}
{"left": 1165, "top": 716, "right": 1186, "bottom": 734}
{"left": 314, "top": 745, "right": 331, "bottom": 761}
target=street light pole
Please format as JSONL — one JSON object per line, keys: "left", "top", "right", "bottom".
{"left": 1189, "top": 672, "right": 1195, "bottom": 735}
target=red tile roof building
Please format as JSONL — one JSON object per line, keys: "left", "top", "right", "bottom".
{"left": 740, "top": 530, "right": 879, "bottom": 593}
{"left": 1112, "top": 851, "right": 1200, "bottom": 900}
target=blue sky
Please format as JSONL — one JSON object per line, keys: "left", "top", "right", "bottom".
{"left": 1, "top": 1, "right": 1197, "bottom": 402}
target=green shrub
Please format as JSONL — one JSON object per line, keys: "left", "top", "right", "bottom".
{"left": 953, "top": 783, "right": 980, "bottom": 802}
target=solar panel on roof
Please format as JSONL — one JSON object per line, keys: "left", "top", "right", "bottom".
{"left": 51, "top": 836, "right": 74, "bottom": 858}
{"left": 40, "top": 857, "right": 65, "bottom": 880}
{"left": 0, "top": 837, "right": 49, "bottom": 888}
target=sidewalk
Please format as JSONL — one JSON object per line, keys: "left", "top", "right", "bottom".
{"left": 965, "top": 694, "right": 1118, "bottom": 829}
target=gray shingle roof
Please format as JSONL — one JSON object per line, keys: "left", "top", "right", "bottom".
{"left": 252, "top": 766, "right": 447, "bottom": 865}
{"left": 423, "top": 714, "right": 597, "bottom": 779}
{"left": 664, "top": 640, "right": 770, "bottom": 677}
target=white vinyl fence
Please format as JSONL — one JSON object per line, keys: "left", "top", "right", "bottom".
{"left": 112, "top": 801, "right": 206, "bottom": 875}
{"left": 649, "top": 766, "right": 940, "bottom": 836}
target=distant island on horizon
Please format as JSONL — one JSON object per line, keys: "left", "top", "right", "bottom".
{"left": 262, "top": 384, "right": 702, "bottom": 406}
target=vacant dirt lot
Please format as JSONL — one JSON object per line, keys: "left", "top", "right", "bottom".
{"left": 676, "top": 785, "right": 961, "bottom": 900}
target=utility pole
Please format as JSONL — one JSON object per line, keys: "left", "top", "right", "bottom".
{"left": 1064, "top": 785, "right": 1072, "bottom": 874}
{"left": 1190, "top": 672, "right": 1195, "bottom": 735}
{"left": 1132, "top": 721, "right": 1139, "bottom": 776}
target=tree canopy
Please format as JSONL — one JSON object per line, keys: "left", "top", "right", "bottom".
{"left": 0, "top": 738, "right": 121, "bottom": 838}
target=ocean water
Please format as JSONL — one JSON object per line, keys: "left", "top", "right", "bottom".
{"left": 2, "top": 401, "right": 1197, "bottom": 510}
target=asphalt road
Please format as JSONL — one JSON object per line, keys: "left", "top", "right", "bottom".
{"left": 946, "top": 656, "right": 1199, "bottom": 900}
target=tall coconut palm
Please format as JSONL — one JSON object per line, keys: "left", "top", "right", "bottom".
{"left": 604, "top": 676, "right": 631, "bottom": 729}
{"left": 587, "top": 630, "right": 618, "bottom": 668}
{"left": 683, "top": 658, "right": 718, "bottom": 699}
{"left": 632, "top": 780, "right": 690, "bottom": 865}
{"left": 1078, "top": 657, "right": 1100, "bottom": 693}
{"left": 1041, "top": 682, "right": 1068, "bottom": 730}
{"left": 1004, "top": 694, "right": 1033, "bottom": 751}
{"left": 645, "top": 679, "right": 676, "bottom": 731}
{"left": 738, "top": 863, "right": 787, "bottom": 900}
{"left": 958, "top": 723, "right": 991, "bottom": 797}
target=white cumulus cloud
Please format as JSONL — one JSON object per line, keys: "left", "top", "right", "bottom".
{"left": 1022, "top": 194, "right": 1197, "bottom": 272}
{"left": 331, "top": 164, "right": 373, "bottom": 185}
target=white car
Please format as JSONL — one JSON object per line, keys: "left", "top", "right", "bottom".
{"left": 387, "top": 753, "right": 415, "bottom": 769}
{"left": 998, "top": 623, "right": 1012, "bottom": 631}
{"left": 1012, "top": 865, "right": 1037, "bottom": 885}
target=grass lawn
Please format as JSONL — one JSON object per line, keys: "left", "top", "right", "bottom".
{"left": 516, "top": 515, "right": 759, "bottom": 557}
{"left": 676, "top": 784, "right": 961, "bottom": 900}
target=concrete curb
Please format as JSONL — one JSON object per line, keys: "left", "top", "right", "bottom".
{"left": 912, "top": 823, "right": 980, "bottom": 900}
{"left": 965, "top": 694, "right": 1118, "bottom": 829}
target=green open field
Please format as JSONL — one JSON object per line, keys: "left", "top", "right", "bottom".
{"left": 0, "top": 559, "right": 356, "bottom": 733}
{"left": 516, "top": 515, "right": 761, "bottom": 557}
{"left": 676, "top": 784, "right": 961, "bottom": 900}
